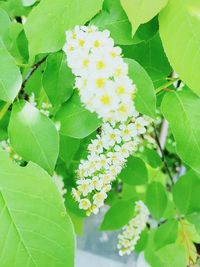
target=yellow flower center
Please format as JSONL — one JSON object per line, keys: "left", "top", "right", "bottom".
{"left": 115, "top": 68, "right": 122, "bottom": 77}
{"left": 118, "top": 105, "right": 127, "bottom": 113}
{"left": 79, "top": 39, "right": 85, "bottom": 47}
{"left": 83, "top": 59, "right": 89, "bottom": 68}
{"left": 69, "top": 46, "right": 75, "bottom": 51}
{"left": 93, "top": 40, "right": 100, "bottom": 48}
{"left": 116, "top": 86, "right": 125, "bottom": 94}
{"left": 96, "top": 78, "right": 105, "bottom": 88}
{"left": 124, "top": 129, "right": 130, "bottom": 135}
{"left": 97, "top": 60, "right": 105, "bottom": 70}
{"left": 110, "top": 51, "right": 117, "bottom": 58}
{"left": 100, "top": 95, "right": 111, "bottom": 105}
{"left": 72, "top": 32, "right": 77, "bottom": 39}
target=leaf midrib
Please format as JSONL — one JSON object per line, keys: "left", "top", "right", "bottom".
{"left": 0, "top": 190, "right": 37, "bottom": 267}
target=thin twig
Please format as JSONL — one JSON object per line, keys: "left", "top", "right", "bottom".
{"left": 153, "top": 124, "right": 174, "bottom": 185}
{"left": 21, "top": 55, "right": 48, "bottom": 90}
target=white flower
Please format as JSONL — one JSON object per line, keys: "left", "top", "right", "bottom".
{"left": 102, "top": 127, "right": 121, "bottom": 149}
{"left": 119, "top": 123, "right": 137, "bottom": 141}
{"left": 135, "top": 117, "right": 148, "bottom": 134}
{"left": 72, "top": 188, "right": 81, "bottom": 202}
{"left": 117, "top": 201, "right": 149, "bottom": 256}
{"left": 91, "top": 176, "right": 103, "bottom": 191}
{"left": 93, "top": 191, "right": 107, "bottom": 207}
{"left": 77, "top": 179, "right": 93, "bottom": 196}
{"left": 79, "top": 199, "right": 91, "bottom": 210}
{"left": 52, "top": 173, "right": 67, "bottom": 201}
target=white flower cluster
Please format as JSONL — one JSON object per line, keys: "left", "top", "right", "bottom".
{"left": 63, "top": 25, "right": 137, "bottom": 123}
{"left": 117, "top": 201, "right": 149, "bottom": 256}
{"left": 52, "top": 173, "right": 67, "bottom": 201}
{"left": 64, "top": 25, "right": 152, "bottom": 215}
{"left": 0, "top": 140, "right": 22, "bottom": 163}
{"left": 72, "top": 117, "right": 150, "bottom": 216}
{"left": 29, "top": 93, "right": 52, "bottom": 117}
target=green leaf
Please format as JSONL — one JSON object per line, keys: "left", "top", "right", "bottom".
{"left": 172, "top": 171, "right": 200, "bottom": 215}
{"left": 0, "top": 110, "right": 10, "bottom": 141}
{"left": 59, "top": 134, "right": 80, "bottom": 166}
{"left": 140, "top": 147, "right": 162, "bottom": 168}
{"left": 100, "top": 200, "right": 134, "bottom": 230}
{"left": 91, "top": 0, "right": 158, "bottom": 45}
{"left": 0, "top": 150, "right": 74, "bottom": 267}
{"left": 156, "top": 243, "right": 187, "bottom": 267}
{"left": 146, "top": 182, "right": 168, "bottom": 220}
{"left": 186, "top": 213, "right": 200, "bottom": 235}
{"left": 135, "top": 229, "right": 148, "bottom": 252}
{"left": 125, "top": 58, "right": 156, "bottom": 118}
{"left": 0, "top": 0, "right": 29, "bottom": 17}
{"left": 161, "top": 90, "right": 200, "bottom": 174}
{"left": 118, "top": 156, "right": 148, "bottom": 185}
{"left": 154, "top": 219, "right": 178, "bottom": 250}
{"left": 0, "top": 8, "right": 11, "bottom": 46}
{"left": 55, "top": 92, "right": 102, "bottom": 139}
{"left": 43, "top": 51, "right": 74, "bottom": 105}
{"left": 0, "top": 39, "right": 22, "bottom": 102}
{"left": 8, "top": 100, "right": 59, "bottom": 174}
{"left": 159, "top": 0, "right": 200, "bottom": 96}
{"left": 145, "top": 230, "right": 165, "bottom": 267}
{"left": 120, "top": 0, "right": 168, "bottom": 35}
{"left": 24, "top": 0, "right": 104, "bottom": 58}
{"left": 122, "top": 34, "right": 172, "bottom": 85}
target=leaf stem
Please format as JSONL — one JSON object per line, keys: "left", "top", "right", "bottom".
{"left": 0, "top": 102, "right": 11, "bottom": 121}
{"left": 155, "top": 77, "right": 180, "bottom": 94}
{"left": 153, "top": 124, "right": 174, "bottom": 185}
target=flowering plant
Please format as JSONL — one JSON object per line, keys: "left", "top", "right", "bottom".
{"left": 0, "top": 1, "right": 200, "bottom": 267}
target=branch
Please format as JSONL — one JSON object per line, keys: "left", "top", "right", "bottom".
{"left": 153, "top": 124, "right": 174, "bottom": 185}
{"left": 21, "top": 55, "right": 48, "bottom": 91}
{"left": 0, "top": 56, "right": 48, "bottom": 121}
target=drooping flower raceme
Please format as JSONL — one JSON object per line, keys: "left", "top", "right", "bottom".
{"left": 63, "top": 25, "right": 137, "bottom": 123}
{"left": 117, "top": 201, "right": 149, "bottom": 256}
{"left": 64, "top": 26, "right": 152, "bottom": 215}
{"left": 71, "top": 118, "right": 150, "bottom": 215}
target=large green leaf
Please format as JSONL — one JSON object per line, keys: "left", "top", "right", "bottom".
{"left": 42, "top": 51, "right": 74, "bottom": 105}
{"left": 156, "top": 243, "right": 187, "bottom": 267}
{"left": 100, "top": 200, "right": 135, "bottom": 230}
{"left": 154, "top": 219, "right": 178, "bottom": 250}
{"left": 144, "top": 230, "right": 165, "bottom": 267}
{"left": 118, "top": 156, "right": 148, "bottom": 185}
{"left": 172, "top": 171, "right": 200, "bottom": 215}
{"left": 186, "top": 213, "right": 200, "bottom": 235}
{"left": 159, "top": 0, "right": 200, "bottom": 96}
{"left": 24, "top": 0, "right": 104, "bottom": 58}
{"left": 8, "top": 100, "right": 59, "bottom": 174}
{"left": 0, "top": 39, "right": 22, "bottom": 102}
{"left": 120, "top": 0, "right": 168, "bottom": 35}
{"left": 122, "top": 34, "right": 172, "bottom": 85}
{"left": 0, "top": 150, "right": 74, "bottom": 267}
{"left": 161, "top": 90, "right": 200, "bottom": 173}
{"left": 125, "top": 58, "right": 156, "bottom": 118}
{"left": 91, "top": 0, "right": 158, "bottom": 45}
{"left": 146, "top": 182, "right": 168, "bottom": 220}
{"left": 0, "top": 8, "right": 11, "bottom": 46}
{"left": 59, "top": 134, "right": 80, "bottom": 167}
{"left": 55, "top": 93, "right": 102, "bottom": 139}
